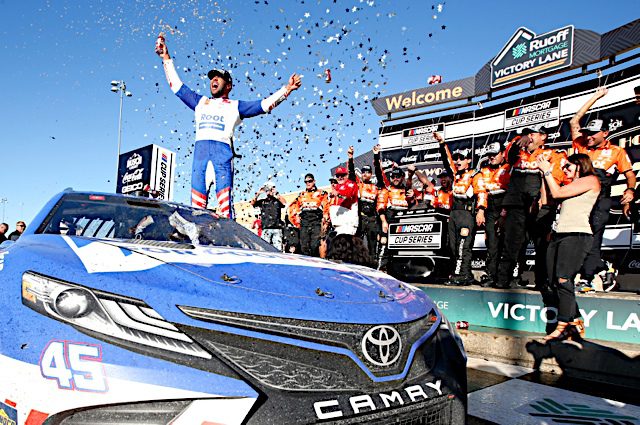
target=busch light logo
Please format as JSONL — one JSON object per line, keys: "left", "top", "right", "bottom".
{"left": 127, "top": 153, "right": 142, "bottom": 170}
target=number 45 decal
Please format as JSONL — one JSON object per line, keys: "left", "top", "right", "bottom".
{"left": 40, "top": 341, "right": 108, "bottom": 392}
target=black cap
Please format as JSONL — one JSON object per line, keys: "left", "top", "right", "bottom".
{"left": 304, "top": 173, "right": 315, "bottom": 180}
{"left": 207, "top": 68, "right": 233, "bottom": 84}
{"left": 438, "top": 171, "right": 453, "bottom": 179}
{"left": 390, "top": 168, "right": 404, "bottom": 178}
{"left": 329, "top": 177, "right": 338, "bottom": 184}
{"left": 361, "top": 165, "right": 372, "bottom": 173}
{"left": 452, "top": 148, "right": 471, "bottom": 159}
{"left": 521, "top": 125, "right": 548, "bottom": 135}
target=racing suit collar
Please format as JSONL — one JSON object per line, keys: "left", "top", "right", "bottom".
{"left": 306, "top": 186, "right": 318, "bottom": 192}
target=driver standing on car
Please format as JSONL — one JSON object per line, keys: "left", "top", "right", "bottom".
{"left": 156, "top": 34, "right": 301, "bottom": 218}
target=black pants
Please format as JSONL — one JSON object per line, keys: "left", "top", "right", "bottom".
{"left": 546, "top": 233, "right": 593, "bottom": 322}
{"left": 484, "top": 195, "right": 504, "bottom": 281}
{"left": 358, "top": 215, "right": 379, "bottom": 264}
{"left": 300, "top": 222, "right": 322, "bottom": 257}
{"left": 581, "top": 197, "right": 611, "bottom": 280}
{"left": 497, "top": 205, "right": 554, "bottom": 288}
{"left": 448, "top": 208, "right": 475, "bottom": 280}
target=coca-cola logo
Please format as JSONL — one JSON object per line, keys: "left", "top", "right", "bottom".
{"left": 400, "top": 155, "right": 418, "bottom": 163}
{"left": 628, "top": 260, "right": 640, "bottom": 269}
{"left": 122, "top": 168, "right": 144, "bottom": 184}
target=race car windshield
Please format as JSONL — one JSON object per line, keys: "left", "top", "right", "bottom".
{"left": 36, "top": 193, "right": 277, "bottom": 252}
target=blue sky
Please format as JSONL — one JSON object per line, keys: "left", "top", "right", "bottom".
{"left": 1, "top": 0, "right": 637, "bottom": 230}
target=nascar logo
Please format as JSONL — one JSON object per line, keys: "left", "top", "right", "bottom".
{"left": 394, "top": 223, "right": 436, "bottom": 233}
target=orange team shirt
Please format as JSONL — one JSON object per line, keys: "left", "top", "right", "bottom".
{"left": 442, "top": 144, "right": 476, "bottom": 199}
{"left": 357, "top": 180, "right": 381, "bottom": 216}
{"left": 432, "top": 188, "right": 453, "bottom": 210}
{"left": 287, "top": 202, "right": 301, "bottom": 228}
{"left": 572, "top": 138, "right": 632, "bottom": 176}
{"left": 377, "top": 186, "right": 409, "bottom": 212}
{"left": 505, "top": 138, "right": 567, "bottom": 185}
{"left": 291, "top": 189, "right": 328, "bottom": 225}
{"left": 472, "top": 163, "right": 511, "bottom": 209}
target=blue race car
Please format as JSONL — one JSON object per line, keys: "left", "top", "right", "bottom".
{"left": 0, "top": 190, "right": 466, "bottom": 424}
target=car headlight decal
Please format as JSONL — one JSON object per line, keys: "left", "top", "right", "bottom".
{"left": 22, "top": 272, "right": 211, "bottom": 359}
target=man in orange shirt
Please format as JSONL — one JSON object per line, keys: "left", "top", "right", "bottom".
{"left": 289, "top": 174, "right": 328, "bottom": 257}
{"left": 569, "top": 87, "right": 636, "bottom": 291}
{"left": 474, "top": 142, "right": 511, "bottom": 288}
{"left": 436, "top": 132, "right": 477, "bottom": 286}
{"left": 496, "top": 126, "right": 567, "bottom": 290}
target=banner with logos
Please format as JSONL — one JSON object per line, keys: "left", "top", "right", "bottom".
{"left": 421, "top": 286, "right": 639, "bottom": 344}
{"left": 491, "top": 26, "right": 574, "bottom": 88}
{"left": 116, "top": 144, "right": 176, "bottom": 201}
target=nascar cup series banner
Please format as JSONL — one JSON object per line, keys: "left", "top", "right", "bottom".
{"left": 116, "top": 144, "right": 176, "bottom": 201}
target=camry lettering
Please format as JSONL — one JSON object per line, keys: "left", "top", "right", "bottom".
{"left": 313, "top": 380, "right": 443, "bottom": 420}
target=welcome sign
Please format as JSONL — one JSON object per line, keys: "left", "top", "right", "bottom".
{"left": 491, "top": 26, "right": 574, "bottom": 88}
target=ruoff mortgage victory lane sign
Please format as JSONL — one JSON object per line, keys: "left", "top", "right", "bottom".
{"left": 491, "top": 26, "right": 574, "bottom": 88}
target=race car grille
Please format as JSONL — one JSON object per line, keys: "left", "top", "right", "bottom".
{"left": 320, "top": 395, "right": 454, "bottom": 425}
{"left": 177, "top": 306, "right": 438, "bottom": 379}
{"left": 199, "top": 339, "right": 354, "bottom": 391}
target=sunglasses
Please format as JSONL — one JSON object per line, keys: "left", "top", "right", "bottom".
{"left": 562, "top": 163, "right": 574, "bottom": 171}
{"left": 305, "top": 179, "right": 314, "bottom": 183}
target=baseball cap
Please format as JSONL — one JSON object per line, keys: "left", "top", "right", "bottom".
{"left": 335, "top": 166, "right": 348, "bottom": 175}
{"left": 361, "top": 165, "right": 372, "bottom": 173}
{"left": 304, "top": 173, "right": 315, "bottom": 180}
{"left": 580, "top": 119, "right": 609, "bottom": 133}
{"left": 521, "top": 125, "right": 548, "bottom": 135}
{"left": 207, "top": 68, "right": 233, "bottom": 84}
{"left": 485, "top": 142, "right": 504, "bottom": 156}
{"left": 452, "top": 148, "right": 471, "bottom": 159}
{"left": 390, "top": 168, "right": 404, "bottom": 178}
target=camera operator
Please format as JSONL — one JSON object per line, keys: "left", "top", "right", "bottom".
{"left": 251, "top": 183, "right": 286, "bottom": 251}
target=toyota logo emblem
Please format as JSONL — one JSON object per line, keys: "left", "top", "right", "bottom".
{"left": 361, "top": 325, "right": 402, "bottom": 367}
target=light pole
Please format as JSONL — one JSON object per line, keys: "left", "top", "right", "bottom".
{"left": 110, "top": 80, "right": 133, "bottom": 177}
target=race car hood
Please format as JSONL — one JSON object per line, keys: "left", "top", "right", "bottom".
{"left": 12, "top": 235, "right": 434, "bottom": 324}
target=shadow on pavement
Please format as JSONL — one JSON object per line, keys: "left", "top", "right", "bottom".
{"left": 525, "top": 338, "right": 640, "bottom": 391}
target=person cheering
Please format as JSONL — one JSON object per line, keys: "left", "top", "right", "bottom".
{"left": 156, "top": 34, "right": 301, "bottom": 218}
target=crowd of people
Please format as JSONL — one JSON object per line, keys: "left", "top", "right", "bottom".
{"left": 0, "top": 221, "right": 26, "bottom": 243}
{"left": 249, "top": 87, "right": 637, "bottom": 341}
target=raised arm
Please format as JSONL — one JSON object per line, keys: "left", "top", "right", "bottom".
{"left": 570, "top": 87, "right": 608, "bottom": 141}
{"left": 238, "top": 73, "right": 302, "bottom": 119}
{"left": 373, "top": 144, "right": 389, "bottom": 188}
{"left": 347, "top": 146, "right": 357, "bottom": 182}
{"left": 155, "top": 34, "right": 202, "bottom": 110}
{"left": 434, "top": 132, "right": 457, "bottom": 175}
{"left": 407, "top": 164, "right": 435, "bottom": 193}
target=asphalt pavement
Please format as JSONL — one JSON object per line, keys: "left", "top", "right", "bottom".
{"left": 466, "top": 357, "right": 640, "bottom": 424}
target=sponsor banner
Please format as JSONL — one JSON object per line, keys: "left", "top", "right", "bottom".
{"left": 422, "top": 286, "right": 639, "bottom": 344}
{"left": 371, "top": 77, "right": 475, "bottom": 116}
{"left": 402, "top": 123, "right": 445, "bottom": 149}
{"left": 117, "top": 144, "right": 176, "bottom": 200}
{"left": 117, "top": 145, "right": 153, "bottom": 195}
{"left": 491, "top": 25, "right": 574, "bottom": 88}
{"left": 504, "top": 98, "right": 560, "bottom": 131}
{"left": 150, "top": 145, "right": 176, "bottom": 201}
{"left": 388, "top": 222, "right": 442, "bottom": 249}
